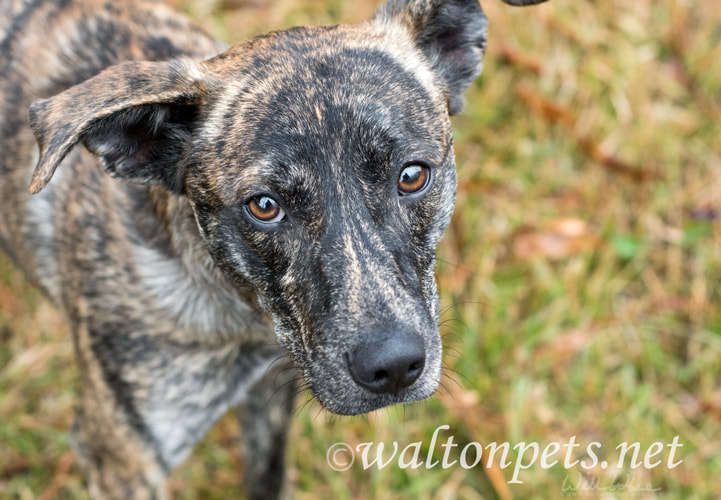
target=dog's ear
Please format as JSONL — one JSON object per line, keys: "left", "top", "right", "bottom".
{"left": 28, "top": 58, "right": 207, "bottom": 194}
{"left": 373, "top": 0, "right": 489, "bottom": 115}
{"left": 373, "top": 0, "right": 547, "bottom": 114}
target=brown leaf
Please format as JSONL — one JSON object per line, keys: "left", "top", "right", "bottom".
{"left": 515, "top": 85, "right": 661, "bottom": 182}
{"left": 438, "top": 386, "right": 514, "bottom": 500}
{"left": 511, "top": 218, "right": 598, "bottom": 260}
{"left": 497, "top": 45, "right": 544, "bottom": 75}
{"left": 533, "top": 328, "right": 594, "bottom": 363}
{"left": 515, "top": 85, "right": 573, "bottom": 126}
{"left": 37, "top": 452, "right": 75, "bottom": 500}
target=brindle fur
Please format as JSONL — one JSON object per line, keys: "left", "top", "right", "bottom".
{"left": 0, "top": 0, "right": 545, "bottom": 498}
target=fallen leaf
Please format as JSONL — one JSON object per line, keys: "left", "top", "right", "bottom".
{"left": 515, "top": 85, "right": 661, "bottom": 182}
{"left": 533, "top": 328, "right": 594, "bottom": 363}
{"left": 511, "top": 218, "right": 598, "bottom": 260}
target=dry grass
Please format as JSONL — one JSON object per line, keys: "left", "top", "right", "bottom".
{"left": 1, "top": 0, "right": 720, "bottom": 498}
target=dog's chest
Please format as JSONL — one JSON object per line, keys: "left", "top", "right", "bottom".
{"left": 136, "top": 342, "right": 280, "bottom": 468}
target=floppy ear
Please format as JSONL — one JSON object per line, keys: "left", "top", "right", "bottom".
{"left": 373, "top": 0, "right": 547, "bottom": 114}
{"left": 28, "top": 58, "right": 207, "bottom": 194}
{"left": 373, "top": 0, "right": 489, "bottom": 115}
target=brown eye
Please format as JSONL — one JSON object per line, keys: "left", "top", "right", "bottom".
{"left": 398, "top": 165, "right": 431, "bottom": 196}
{"left": 246, "top": 196, "right": 285, "bottom": 224}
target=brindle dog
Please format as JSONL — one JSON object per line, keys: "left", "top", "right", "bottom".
{"left": 0, "top": 0, "right": 546, "bottom": 498}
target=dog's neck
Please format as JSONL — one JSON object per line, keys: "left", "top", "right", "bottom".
{"left": 130, "top": 184, "right": 271, "bottom": 343}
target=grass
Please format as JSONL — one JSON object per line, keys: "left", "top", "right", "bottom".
{"left": 1, "top": 0, "right": 720, "bottom": 498}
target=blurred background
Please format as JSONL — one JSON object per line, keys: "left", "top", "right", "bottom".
{"left": 1, "top": 0, "right": 720, "bottom": 498}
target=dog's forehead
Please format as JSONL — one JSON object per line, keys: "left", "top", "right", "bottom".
{"left": 203, "top": 25, "right": 448, "bottom": 140}
{"left": 197, "top": 24, "right": 452, "bottom": 205}
{"left": 205, "top": 23, "right": 442, "bottom": 105}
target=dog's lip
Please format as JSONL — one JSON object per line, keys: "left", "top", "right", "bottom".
{"left": 312, "top": 380, "right": 439, "bottom": 416}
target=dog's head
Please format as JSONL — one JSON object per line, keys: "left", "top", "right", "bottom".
{"left": 28, "top": 0, "right": 545, "bottom": 415}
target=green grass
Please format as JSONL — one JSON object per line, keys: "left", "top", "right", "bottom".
{"left": 2, "top": 0, "right": 720, "bottom": 498}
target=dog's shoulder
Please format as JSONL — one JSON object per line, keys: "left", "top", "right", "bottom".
{"left": 1, "top": 0, "right": 223, "bottom": 100}
{"left": 0, "top": 0, "right": 242, "bottom": 326}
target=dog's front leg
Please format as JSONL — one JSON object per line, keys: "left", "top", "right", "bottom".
{"left": 70, "top": 316, "right": 168, "bottom": 500}
{"left": 72, "top": 406, "right": 167, "bottom": 500}
{"left": 68, "top": 303, "right": 288, "bottom": 499}
{"left": 236, "top": 356, "right": 297, "bottom": 500}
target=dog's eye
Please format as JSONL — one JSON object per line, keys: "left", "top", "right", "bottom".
{"left": 398, "top": 165, "right": 431, "bottom": 196}
{"left": 246, "top": 196, "right": 285, "bottom": 224}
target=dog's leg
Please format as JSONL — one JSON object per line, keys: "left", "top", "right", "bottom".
{"left": 72, "top": 406, "right": 167, "bottom": 500}
{"left": 70, "top": 316, "right": 168, "bottom": 500}
{"left": 67, "top": 300, "right": 287, "bottom": 499}
{"left": 236, "top": 357, "right": 297, "bottom": 500}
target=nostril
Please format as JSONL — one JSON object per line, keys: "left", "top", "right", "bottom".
{"left": 408, "top": 361, "right": 423, "bottom": 380}
{"left": 347, "top": 330, "right": 426, "bottom": 395}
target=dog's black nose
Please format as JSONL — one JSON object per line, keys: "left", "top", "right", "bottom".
{"left": 347, "top": 331, "right": 425, "bottom": 395}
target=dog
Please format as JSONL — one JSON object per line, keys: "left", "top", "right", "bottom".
{"left": 0, "top": 0, "right": 546, "bottom": 498}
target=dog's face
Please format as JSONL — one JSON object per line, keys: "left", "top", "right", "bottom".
{"left": 27, "top": 0, "right": 489, "bottom": 414}
{"left": 189, "top": 25, "right": 459, "bottom": 414}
